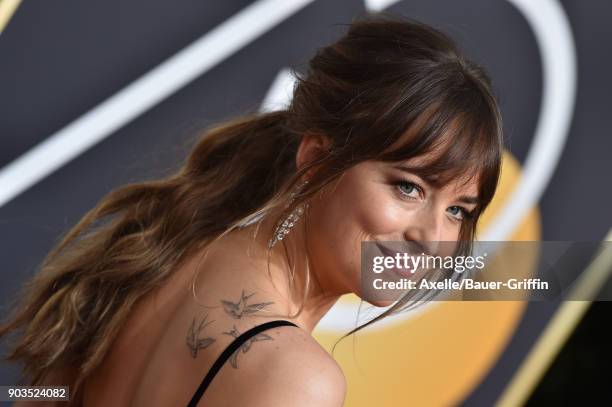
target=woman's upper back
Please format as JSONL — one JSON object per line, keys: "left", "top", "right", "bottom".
{"left": 80, "top": 245, "right": 346, "bottom": 407}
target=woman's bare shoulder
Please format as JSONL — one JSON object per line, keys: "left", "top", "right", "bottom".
{"left": 212, "top": 322, "right": 346, "bottom": 407}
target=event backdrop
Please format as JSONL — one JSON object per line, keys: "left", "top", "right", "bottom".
{"left": 1, "top": 0, "right": 611, "bottom": 406}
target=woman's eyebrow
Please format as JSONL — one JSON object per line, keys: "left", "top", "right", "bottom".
{"left": 391, "top": 163, "right": 444, "bottom": 187}
{"left": 456, "top": 195, "right": 479, "bottom": 205}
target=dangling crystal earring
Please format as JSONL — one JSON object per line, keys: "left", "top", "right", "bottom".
{"left": 268, "top": 180, "right": 309, "bottom": 249}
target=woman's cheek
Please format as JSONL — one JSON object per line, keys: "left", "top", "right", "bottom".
{"left": 358, "top": 195, "right": 408, "bottom": 236}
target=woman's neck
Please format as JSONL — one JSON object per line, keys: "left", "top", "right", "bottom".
{"left": 190, "top": 216, "right": 343, "bottom": 333}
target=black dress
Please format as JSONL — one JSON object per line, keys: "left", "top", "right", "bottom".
{"left": 186, "top": 320, "right": 299, "bottom": 407}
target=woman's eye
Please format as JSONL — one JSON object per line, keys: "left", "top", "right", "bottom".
{"left": 396, "top": 181, "right": 421, "bottom": 199}
{"left": 447, "top": 206, "right": 468, "bottom": 220}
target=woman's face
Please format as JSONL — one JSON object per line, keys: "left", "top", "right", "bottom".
{"left": 306, "top": 157, "right": 480, "bottom": 302}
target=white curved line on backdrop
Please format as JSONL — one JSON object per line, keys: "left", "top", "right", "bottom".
{"left": 260, "top": 68, "right": 295, "bottom": 113}
{"left": 314, "top": 0, "right": 577, "bottom": 333}
{"left": 0, "top": 0, "right": 315, "bottom": 208}
{"left": 364, "top": 0, "right": 401, "bottom": 12}
{"left": 482, "top": 0, "right": 577, "bottom": 241}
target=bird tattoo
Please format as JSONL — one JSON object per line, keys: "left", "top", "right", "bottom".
{"left": 221, "top": 290, "right": 274, "bottom": 319}
{"left": 186, "top": 314, "right": 216, "bottom": 358}
{"left": 223, "top": 324, "right": 273, "bottom": 368}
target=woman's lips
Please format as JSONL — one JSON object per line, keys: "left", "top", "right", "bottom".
{"left": 375, "top": 241, "right": 397, "bottom": 258}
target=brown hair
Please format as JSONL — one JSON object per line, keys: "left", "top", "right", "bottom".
{"left": 0, "top": 14, "right": 502, "bottom": 402}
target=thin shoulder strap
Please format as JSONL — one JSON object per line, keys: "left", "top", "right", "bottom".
{"left": 187, "top": 320, "right": 298, "bottom": 407}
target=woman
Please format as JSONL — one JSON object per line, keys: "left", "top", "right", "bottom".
{"left": 1, "top": 15, "right": 502, "bottom": 406}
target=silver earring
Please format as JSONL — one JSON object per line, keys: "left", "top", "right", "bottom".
{"left": 268, "top": 181, "right": 309, "bottom": 249}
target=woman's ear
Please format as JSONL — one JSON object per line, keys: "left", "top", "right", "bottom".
{"left": 295, "top": 133, "right": 332, "bottom": 180}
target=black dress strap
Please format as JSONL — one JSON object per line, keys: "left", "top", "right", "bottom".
{"left": 186, "top": 320, "right": 298, "bottom": 407}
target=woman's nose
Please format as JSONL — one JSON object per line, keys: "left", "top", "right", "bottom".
{"left": 403, "top": 208, "right": 444, "bottom": 255}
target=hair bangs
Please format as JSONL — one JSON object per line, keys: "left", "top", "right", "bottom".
{"left": 378, "top": 95, "right": 502, "bottom": 211}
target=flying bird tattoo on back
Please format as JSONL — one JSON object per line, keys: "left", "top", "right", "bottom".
{"left": 186, "top": 314, "right": 216, "bottom": 358}
{"left": 223, "top": 324, "right": 273, "bottom": 368}
{"left": 221, "top": 290, "right": 274, "bottom": 319}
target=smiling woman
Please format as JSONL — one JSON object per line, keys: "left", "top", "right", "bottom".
{"left": 0, "top": 14, "right": 502, "bottom": 407}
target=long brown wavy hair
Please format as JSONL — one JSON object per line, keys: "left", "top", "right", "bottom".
{"left": 0, "top": 14, "right": 503, "bottom": 403}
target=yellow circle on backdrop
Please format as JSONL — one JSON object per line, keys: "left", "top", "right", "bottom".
{"left": 314, "top": 151, "right": 541, "bottom": 407}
